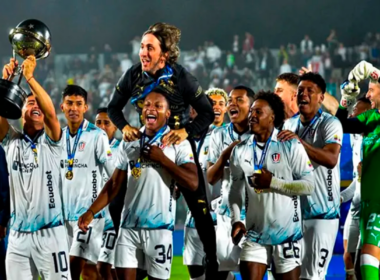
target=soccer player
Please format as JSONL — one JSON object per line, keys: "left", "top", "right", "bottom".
{"left": 279, "top": 72, "right": 343, "bottom": 280}
{"left": 78, "top": 90, "right": 198, "bottom": 280}
{"left": 207, "top": 85, "right": 254, "bottom": 279}
{"left": 0, "top": 144, "right": 9, "bottom": 280}
{"left": 183, "top": 88, "right": 227, "bottom": 280}
{"left": 0, "top": 57, "right": 69, "bottom": 279}
{"left": 82, "top": 107, "right": 121, "bottom": 280}
{"left": 60, "top": 85, "right": 112, "bottom": 280}
{"left": 339, "top": 98, "right": 371, "bottom": 280}
{"left": 335, "top": 60, "right": 380, "bottom": 280}
{"left": 275, "top": 72, "right": 339, "bottom": 127}
{"left": 107, "top": 22, "right": 218, "bottom": 276}
{"left": 229, "top": 91, "right": 315, "bottom": 280}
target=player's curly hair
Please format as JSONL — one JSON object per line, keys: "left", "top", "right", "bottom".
{"left": 253, "top": 90, "right": 285, "bottom": 128}
{"left": 205, "top": 88, "right": 228, "bottom": 103}
{"left": 144, "top": 22, "right": 181, "bottom": 65}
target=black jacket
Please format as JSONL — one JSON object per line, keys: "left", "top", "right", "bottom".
{"left": 108, "top": 62, "right": 214, "bottom": 137}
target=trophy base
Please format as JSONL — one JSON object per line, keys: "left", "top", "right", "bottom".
{"left": 0, "top": 79, "right": 27, "bottom": 119}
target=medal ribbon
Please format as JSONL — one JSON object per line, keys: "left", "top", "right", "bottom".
{"left": 66, "top": 121, "right": 84, "bottom": 175}
{"left": 135, "top": 125, "right": 168, "bottom": 169}
{"left": 295, "top": 109, "right": 322, "bottom": 139}
{"left": 252, "top": 130, "right": 273, "bottom": 172}
{"left": 22, "top": 130, "right": 43, "bottom": 165}
{"left": 131, "top": 65, "right": 173, "bottom": 106}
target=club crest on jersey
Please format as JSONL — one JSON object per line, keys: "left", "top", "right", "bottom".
{"left": 271, "top": 153, "right": 281, "bottom": 163}
{"left": 78, "top": 141, "right": 86, "bottom": 151}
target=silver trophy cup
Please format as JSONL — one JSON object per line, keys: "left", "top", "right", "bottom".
{"left": 0, "top": 19, "right": 51, "bottom": 119}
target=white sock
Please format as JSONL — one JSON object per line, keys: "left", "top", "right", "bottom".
{"left": 361, "top": 254, "right": 379, "bottom": 268}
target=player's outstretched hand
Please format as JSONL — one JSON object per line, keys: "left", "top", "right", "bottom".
{"left": 142, "top": 144, "right": 164, "bottom": 162}
{"left": 298, "top": 65, "right": 312, "bottom": 76}
{"left": 277, "top": 130, "right": 300, "bottom": 142}
{"left": 162, "top": 128, "right": 188, "bottom": 147}
{"left": 231, "top": 221, "right": 246, "bottom": 246}
{"left": 250, "top": 168, "right": 272, "bottom": 190}
{"left": 348, "top": 60, "right": 380, "bottom": 83}
{"left": 122, "top": 124, "right": 141, "bottom": 142}
{"left": 78, "top": 210, "right": 94, "bottom": 232}
{"left": 2, "top": 58, "right": 18, "bottom": 80}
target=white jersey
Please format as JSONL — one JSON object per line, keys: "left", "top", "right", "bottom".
{"left": 61, "top": 119, "right": 112, "bottom": 221}
{"left": 1, "top": 126, "right": 64, "bottom": 232}
{"left": 207, "top": 123, "right": 251, "bottom": 219}
{"left": 116, "top": 126, "right": 194, "bottom": 230}
{"left": 350, "top": 134, "right": 362, "bottom": 179}
{"left": 283, "top": 111, "right": 343, "bottom": 220}
{"left": 102, "top": 138, "right": 121, "bottom": 231}
{"left": 229, "top": 129, "right": 314, "bottom": 245}
{"left": 185, "top": 124, "right": 221, "bottom": 228}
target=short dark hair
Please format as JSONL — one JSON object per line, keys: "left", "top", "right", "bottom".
{"left": 357, "top": 96, "right": 371, "bottom": 105}
{"left": 62, "top": 85, "right": 88, "bottom": 103}
{"left": 147, "top": 88, "right": 171, "bottom": 108}
{"left": 276, "top": 73, "right": 299, "bottom": 87}
{"left": 232, "top": 85, "right": 255, "bottom": 104}
{"left": 27, "top": 92, "right": 33, "bottom": 97}
{"left": 143, "top": 22, "right": 181, "bottom": 65}
{"left": 253, "top": 90, "right": 286, "bottom": 128}
{"left": 96, "top": 107, "right": 108, "bottom": 115}
{"left": 298, "top": 72, "right": 326, "bottom": 94}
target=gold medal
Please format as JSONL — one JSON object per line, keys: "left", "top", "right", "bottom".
{"left": 66, "top": 170, "right": 73, "bottom": 180}
{"left": 131, "top": 167, "right": 141, "bottom": 179}
{"left": 254, "top": 169, "right": 263, "bottom": 193}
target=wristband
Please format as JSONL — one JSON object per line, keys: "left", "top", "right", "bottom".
{"left": 27, "top": 76, "right": 34, "bottom": 83}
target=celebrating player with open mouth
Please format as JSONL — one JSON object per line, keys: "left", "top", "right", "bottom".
{"left": 1, "top": 57, "right": 69, "bottom": 280}
{"left": 335, "top": 60, "right": 380, "bottom": 280}
{"left": 79, "top": 90, "right": 198, "bottom": 280}
{"left": 229, "top": 91, "right": 314, "bottom": 280}
{"left": 279, "top": 72, "right": 343, "bottom": 280}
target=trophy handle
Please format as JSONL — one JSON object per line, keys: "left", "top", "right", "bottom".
{"left": 7, "top": 50, "right": 23, "bottom": 85}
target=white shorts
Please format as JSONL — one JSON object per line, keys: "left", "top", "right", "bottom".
{"left": 300, "top": 219, "right": 339, "bottom": 280}
{"left": 6, "top": 226, "right": 70, "bottom": 280}
{"left": 65, "top": 218, "right": 105, "bottom": 264}
{"left": 343, "top": 212, "right": 361, "bottom": 253}
{"left": 240, "top": 239, "right": 301, "bottom": 274}
{"left": 216, "top": 214, "right": 241, "bottom": 272}
{"left": 98, "top": 229, "right": 117, "bottom": 265}
{"left": 115, "top": 228, "right": 173, "bottom": 279}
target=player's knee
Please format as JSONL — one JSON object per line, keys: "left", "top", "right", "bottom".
{"left": 97, "top": 262, "right": 112, "bottom": 279}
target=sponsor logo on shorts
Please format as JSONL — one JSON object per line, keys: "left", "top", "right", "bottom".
{"left": 271, "top": 153, "right": 281, "bottom": 163}
{"left": 46, "top": 171, "right": 55, "bottom": 209}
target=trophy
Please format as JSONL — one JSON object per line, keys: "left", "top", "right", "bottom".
{"left": 0, "top": 19, "right": 51, "bottom": 119}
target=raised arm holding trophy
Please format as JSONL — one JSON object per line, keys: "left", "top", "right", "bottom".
{"left": 0, "top": 19, "right": 51, "bottom": 119}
